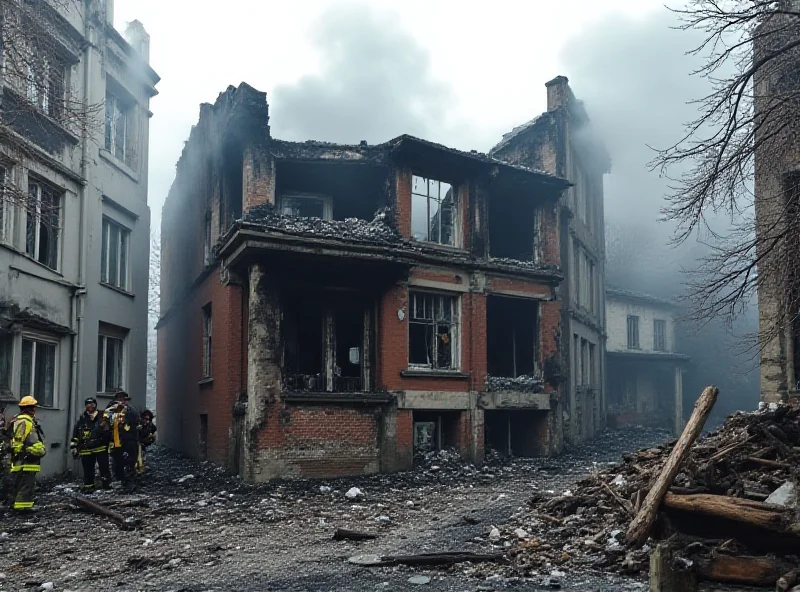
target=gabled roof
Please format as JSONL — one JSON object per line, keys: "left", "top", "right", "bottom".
{"left": 606, "top": 287, "right": 680, "bottom": 310}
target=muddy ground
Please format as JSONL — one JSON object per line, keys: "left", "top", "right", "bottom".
{"left": 0, "top": 427, "right": 736, "bottom": 592}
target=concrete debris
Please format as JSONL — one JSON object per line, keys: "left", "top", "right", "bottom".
{"left": 485, "top": 374, "right": 545, "bottom": 393}
{"left": 407, "top": 575, "right": 431, "bottom": 585}
{"left": 242, "top": 204, "right": 401, "bottom": 246}
{"left": 319, "top": 486, "right": 332, "bottom": 494}
{"left": 345, "top": 487, "right": 364, "bottom": 500}
{"left": 0, "top": 428, "right": 668, "bottom": 591}
{"left": 765, "top": 481, "right": 796, "bottom": 506}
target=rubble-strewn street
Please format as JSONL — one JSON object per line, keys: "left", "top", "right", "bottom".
{"left": 0, "top": 427, "right": 669, "bottom": 592}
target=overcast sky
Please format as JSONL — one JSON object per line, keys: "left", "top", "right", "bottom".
{"left": 112, "top": 0, "right": 688, "bottom": 232}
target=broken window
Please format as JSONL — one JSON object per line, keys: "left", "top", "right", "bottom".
{"left": 0, "top": 332, "right": 11, "bottom": 392}
{"left": 654, "top": 319, "right": 667, "bottom": 352}
{"left": 408, "top": 292, "right": 458, "bottom": 370}
{"left": 279, "top": 193, "right": 332, "bottom": 220}
{"left": 283, "top": 293, "right": 368, "bottom": 392}
{"left": 26, "top": 179, "right": 60, "bottom": 270}
{"left": 411, "top": 175, "right": 456, "bottom": 246}
{"left": 572, "top": 334, "right": 581, "bottom": 385}
{"left": 25, "top": 51, "right": 66, "bottom": 120}
{"left": 202, "top": 304, "right": 212, "bottom": 378}
{"left": 627, "top": 316, "right": 640, "bottom": 349}
{"left": 487, "top": 296, "right": 538, "bottom": 378}
{"left": 105, "top": 91, "right": 133, "bottom": 164}
{"left": 101, "top": 217, "right": 130, "bottom": 290}
{"left": 203, "top": 211, "right": 212, "bottom": 265}
{"left": 97, "top": 328, "right": 126, "bottom": 393}
{"left": 20, "top": 336, "right": 56, "bottom": 407}
{"left": 589, "top": 343, "right": 596, "bottom": 387}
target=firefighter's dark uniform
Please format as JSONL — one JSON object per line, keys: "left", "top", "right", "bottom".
{"left": 70, "top": 410, "right": 111, "bottom": 491}
{"left": 0, "top": 408, "right": 12, "bottom": 507}
{"left": 105, "top": 400, "right": 139, "bottom": 490}
{"left": 136, "top": 413, "right": 156, "bottom": 475}
{"left": 9, "top": 410, "right": 45, "bottom": 511}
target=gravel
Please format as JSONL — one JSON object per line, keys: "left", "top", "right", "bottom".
{"left": 0, "top": 427, "right": 675, "bottom": 592}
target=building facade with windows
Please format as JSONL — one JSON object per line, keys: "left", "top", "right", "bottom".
{"left": 605, "top": 288, "right": 689, "bottom": 435}
{"left": 490, "top": 76, "right": 610, "bottom": 446}
{"left": 0, "top": 0, "right": 158, "bottom": 476}
{"left": 157, "top": 83, "right": 570, "bottom": 481}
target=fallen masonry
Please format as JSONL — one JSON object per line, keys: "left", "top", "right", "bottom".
{"left": 472, "top": 391, "right": 800, "bottom": 590}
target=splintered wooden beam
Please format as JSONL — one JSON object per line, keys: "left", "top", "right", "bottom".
{"left": 625, "top": 386, "right": 719, "bottom": 548}
{"left": 74, "top": 495, "right": 138, "bottom": 530}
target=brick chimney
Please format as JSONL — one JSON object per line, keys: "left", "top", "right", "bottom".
{"left": 545, "top": 75, "right": 570, "bottom": 111}
{"left": 125, "top": 20, "right": 150, "bottom": 64}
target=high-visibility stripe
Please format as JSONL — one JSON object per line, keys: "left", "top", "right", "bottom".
{"left": 11, "top": 464, "right": 41, "bottom": 472}
{"left": 79, "top": 446, "right": 107, "bottom": 455}
{"left": 13, "top": 501, "right": 34, "bottom": 509}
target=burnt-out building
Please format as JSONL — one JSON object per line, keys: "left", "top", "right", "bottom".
{"left": 156, "top": 83, "right": 572, "bottom": 481}
{"left": 490, "top": 76, "right": 610, "bottom": 445}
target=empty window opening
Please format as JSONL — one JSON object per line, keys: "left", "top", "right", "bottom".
{"left": 654, "top": 319, "right": 667, "bottom": 352}
{"left": 408, "top": 292, "right": 458, "bottom": 370}
{"left": 275, "top": 160, "right": 387, "bottom": 222}
{"left": 283, "top": 293, "right": 370, "bottom": 393}
{"left": 0, "top": 165, "right": 12, "bottom": 245}
{"left": 220, "top": 146, "right": 243, "bottom": 230}
{"left": 485, "top": 410, "right": 549, "bottom": 457}
{"left": 411, "top": 175, "right": 456, "bottom": 246}
{"left": 26, "top": 179, "right": 61, "bottom": 270}
{"left": 279, "top": 193, "right": 332, "bottom": 220}
{"left": 485, "top": 411, "right": 512, "bottom": 456}
{"left": 202, "top": 304, "right": 212, "bottom": 378}
{"left": 203, "top": 211, "right": 212, "bottom": 265}
{"left": 199, "top": 414, "right": 208, "bottom": 462}
{"left": 487, "top": 296, "right": 538, "bottom": 378}
{"left": 412, "top": 411, "right": 460, "bottom": 456}
{"left": 627, "top": 315, "right": 640, "bottom": 349}
{"left": 488, "top": 190, "right": 539, "bottom": 261}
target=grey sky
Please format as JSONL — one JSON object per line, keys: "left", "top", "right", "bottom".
{"left": 114, "top": 0, "right": 666, "bottom": 229}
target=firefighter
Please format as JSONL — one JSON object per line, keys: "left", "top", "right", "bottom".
{"left": 136, "top": 409, "right": 156, "bottom": 475}
{"left": 9, "top": 396, "right": 46, "bottom": 513}
{"left": 105, "top": 391, "right": 139, "bottom": 491}
{"left": 70, "top": 397, "right": 111, "bottom": 492}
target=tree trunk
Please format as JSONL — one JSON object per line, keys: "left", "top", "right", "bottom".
{"left": 663, "top": 492, "right": 792, "bottom": 534}
{"left": 625, "top": 386, "right": 719, "bottom": 547}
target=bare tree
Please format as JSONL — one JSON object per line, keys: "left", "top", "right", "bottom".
{"left": 0, "top": 0, "right": 103, "bottom": 239}
{"left": 652, "top": 1, "right": 800, "bottom": 351}
{"left": 146, "top": 227, "right": 160, "bottom": 409}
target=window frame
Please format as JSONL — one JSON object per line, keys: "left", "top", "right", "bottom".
{"left": 26, "top": 177, "right": 61, "bottom": 270}
{"left": 410, "top": 174, "right": 460, "bottom": 248}
{"left": 654, "top": 319, "right": 667, "bottom": 352}
{"left": 100, "top": 216, "right": 131, "bottom": 291}
{"left": 407, "top": 291, "right": 460, "bottom": 371}
{"left": 0, "top": 331, "right": 12, "bottom": 393}
{"left": 0, "top": 164, "right": 14, "bottom": 245}
{"left": 20, "top": 333, "right": 58, "bottom": 408}
{"left": 97, "top": 331, "right": 126, "bottom": 394}
{"left": 105, "top": 91, "right": 131, "bottom": 164}
{"left": 626, "top": 315, "right": 640, "bottom": 350}
{"left": 202, "top": 303, "right": 212, "bottom": 378}
{"left": 278, "top": 193, "right": 333, "bottom": 220}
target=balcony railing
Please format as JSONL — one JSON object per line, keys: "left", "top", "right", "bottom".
{"left": 283, "top": 373, "right": 363, "bottom": 393}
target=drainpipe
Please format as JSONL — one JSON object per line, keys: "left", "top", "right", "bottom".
{"left": 65, "top": 0, "right": 93, "bottom": 454}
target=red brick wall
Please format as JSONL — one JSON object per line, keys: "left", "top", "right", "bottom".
{"left": 156, "top": 269, "right": 245, "bottom": 467}
{"left": 253, "top": 405, "right": 381, "bottom": 478}
{"left": 242, "top": 143, "right": 275, "bottom": 214}
{"left": 396, "top": 409, "right": 413, "bottom": 461}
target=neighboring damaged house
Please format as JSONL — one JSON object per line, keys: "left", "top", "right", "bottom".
{"left": 0, "top": 1, "right": 158, "bottom": 476}
{"left": 156, "top": 83, "right": 572, "bottom": 482}
{"left": 753, "top": 5, "right": 800, "bottom": 402}
{"left": 605, "top": 288, "right": 688, "bottom": 435}
{"left": 490, "top": 76, "right": 610, "bottom": 446}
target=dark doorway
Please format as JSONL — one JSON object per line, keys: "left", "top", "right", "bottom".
{"left": 199, "top": 414, "right": 208, "bottom": 461}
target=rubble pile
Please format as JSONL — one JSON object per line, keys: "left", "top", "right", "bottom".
{"left": 485, "top": 374, "right": 545, "bottom": 393}
{"left": 241, "top": 204, "right": 402, "bottom": 245}
{"left": 476, "top": 401, "right": 800, "bottom": 587}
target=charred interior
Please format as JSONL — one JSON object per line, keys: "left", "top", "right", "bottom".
{"left": 275, "top": 160, "right": 389, "bottom": 221}
{"left": 412, "top": 411, "right": 461, "bottom": 454}
{"left": 484, "top": 410, "right": 550, "bottom": 457}
{"left": 489, "top": 184, "right": 540, "bottom": 261}
{"left": 220, "top": 141, "right": 243, "bottom": 229}
{"left": 487, "top": 296, "right": 539, "bottom": 379}
{"left": 282, "top": 288, "right": 372, "bottom": 393}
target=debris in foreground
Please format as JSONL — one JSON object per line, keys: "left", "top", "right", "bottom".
{"left": 484, "top": 388, "right": 800, "bottom": 589}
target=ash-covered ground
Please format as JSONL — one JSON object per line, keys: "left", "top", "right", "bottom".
{"left": 0, "top": 428, "right": 672, "bottom": 592}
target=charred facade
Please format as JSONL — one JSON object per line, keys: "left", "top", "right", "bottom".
{"left": 490, "top": 76, "right": 610, "bottom": 446}
{"left": 157, "top": 83, "right": 572, "bottom": 481}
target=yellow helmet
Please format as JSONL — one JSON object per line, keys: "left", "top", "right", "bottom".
{"left": 19, "top": 396, "right": 38, "bottom": 407}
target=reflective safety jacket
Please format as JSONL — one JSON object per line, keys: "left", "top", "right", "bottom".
{"left": 139, "top": 422, "right": 156, "bottom": 448}
{"left": 104, "top": 403, "right": 140, "bottom": 449}
{"left": 71, "top": 411, "right": 109, "bottom": 455}
{"left": 10, "top": 413, "right": 46, "bottom": 473}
